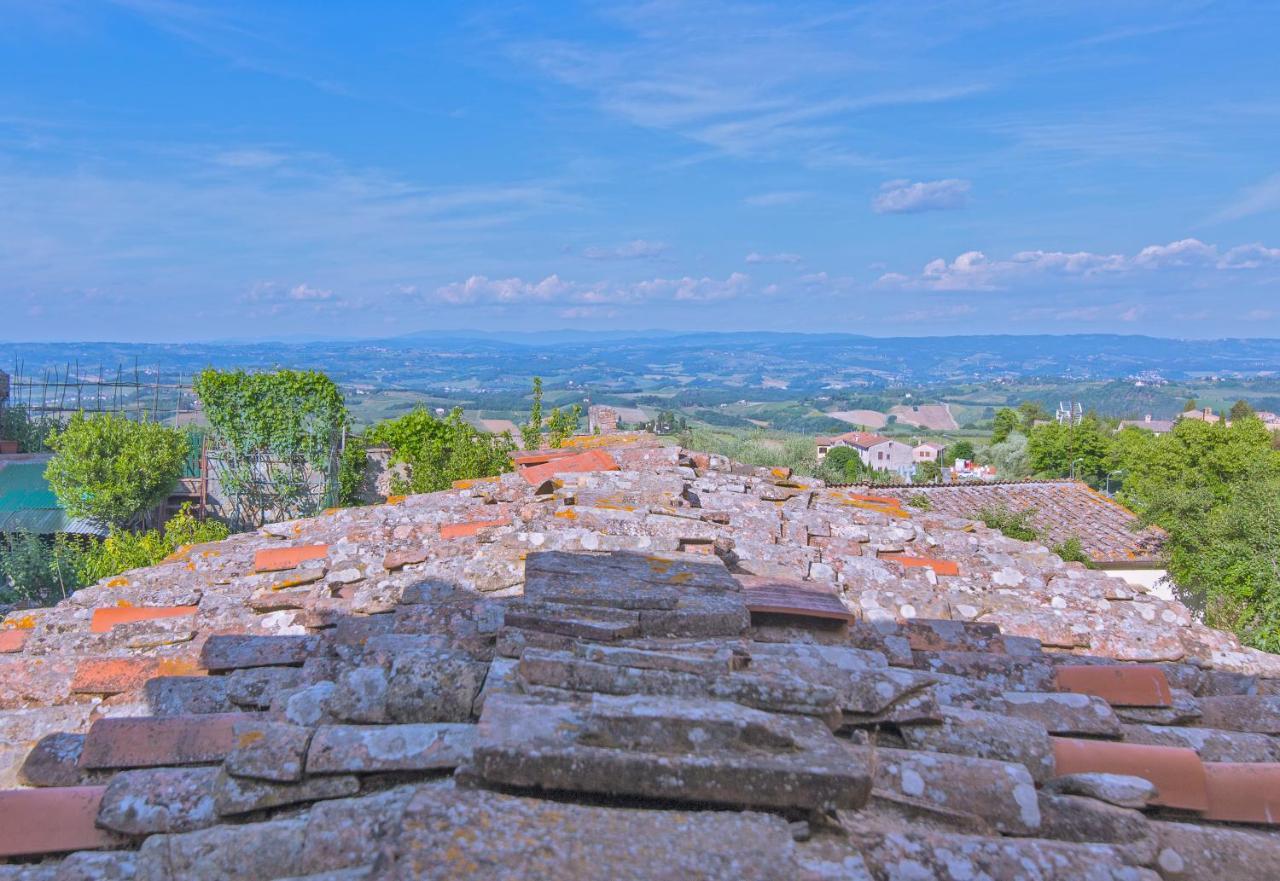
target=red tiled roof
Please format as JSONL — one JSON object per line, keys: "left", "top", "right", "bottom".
{"left": 874, "top": 480, "right": 1165, "bottom": 565}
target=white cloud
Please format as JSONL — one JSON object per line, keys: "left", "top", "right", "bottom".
{"left": 872, "top": 179, "right": 971, "bottom": 214}
{"left": 581, "top": 239, "right": 669, "bottom": 260}
{"left": 879, "top": 238, "right": 1280, "bottom": 291}
{"left": 745, "top": 251, "right": 801, "bottom": 264}
{"left": 240, "top": 281, "right": 349, "bottom": 315}
{"left": 287, "top": 283, "right": 334, "bottom": 301}
{"left": 431, "top": 272, "right": 750, "bottom": 306}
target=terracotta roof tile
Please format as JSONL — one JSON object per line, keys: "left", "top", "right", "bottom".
{"left": 439, "top": 516, "right": 512, "bottom": 540}
{"left": 739, "top": 576, "right": 854, "bottom": 623}
{"left": 0, "top": 786, "right": 119, "bottom": 857}
{"left": 252, "top": 543, "right": 328, "bottom": 573}
{"left": 520, "top": 449, "right": 620, "bottom": 486}
{"left": 1050, "top": 736, "right": 1209, "bottom": 811}
{"left": 878, "top": 551, "right": 961, "bottom": 577}
{"left": 89, "top": 605, "right": 199, "bottom": 633}
{"left": 1054, "top": 664, "right": 1174, "bottom": 707}
{"left": 79, "top": 713, "right": 249, "bottom": 769}
{"left": 3, "top": 437, "right": 1280, "bottom": 870}
{"left": 874, "top": 480, "right": 1165, "bottom": 565}
{"left": 1202, "top": 762, "right": 1280, "bottom": 824}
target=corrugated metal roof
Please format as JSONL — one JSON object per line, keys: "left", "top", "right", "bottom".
{"left": 0, "top": 456, "right": 106, "bottom": 536}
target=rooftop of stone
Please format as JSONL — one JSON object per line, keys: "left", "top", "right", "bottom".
{"left": 0, "top": 433, "right": 1277, "bottom": 880}
{"left": 870, "top": 479, "right": 1166, "bottom": 566}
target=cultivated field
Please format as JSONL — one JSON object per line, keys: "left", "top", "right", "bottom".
{"left": 890, "top": 403, "right": 958, "bottom": 430}
{"left": 827, "top": 409, "right": 888, "bottom": 428}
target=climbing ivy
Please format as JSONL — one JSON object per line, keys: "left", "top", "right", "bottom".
{"left": 193, "top": 369, "right": 349, "bottom": 527}
{"left": 194, "top": 369, "right": 347, "bottom": 467}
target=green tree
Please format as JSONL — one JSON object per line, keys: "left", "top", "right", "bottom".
{"left": 521, "top": 378, "right": 544, "bottom": 450}
{"left": 1155, "top": 470, "right": 1280, "bottom": 652}
{"left": 913, "top": 459, "right": 941, "bottom": 484}
{"left": 820, "top": 446, "right": 865, "bottom": 483}
{"left": 948, "top": 439, "right": 976, "bottom": 464}
{"left": 1026, "top": 416, "right": 1111, "bottom": 483}
{"left": 1230, "top": 399, "right": 1256, "bottom": 423}
{"left": 44, "top": 412, "right": 186, "bottom": 529}
{"left": 1183, "top": 398, "right": 1198, "bottom": 412}
{"left": 367, "top": 407, "right": 515, "bottom": 494}
{"left": 1017, "top": 401, "right": 1050, "bottom": 430}
{"left": 985, "top": 432, "right": 1031, "bottom": 479}
{"left": 991, "top": 408, "right": 1019, "bottom": 444}
{"left": 547, "top": 404, "right": 583, "bottom": 448}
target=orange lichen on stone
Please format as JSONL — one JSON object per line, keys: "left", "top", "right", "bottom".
{"left": 386, "top": 495, "right": 407, "bottom": 506}
{"left": 452, "top": 476, "right": 500, "bottom": 490}
{"left": 105, "top": 576, "right": 129, "bottom": 588}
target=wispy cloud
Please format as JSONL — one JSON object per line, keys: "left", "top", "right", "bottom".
{"left": 1208, "top": 172, "right": 1280, "bottom": 223}
{"left": 872, "top": 179, "right": 971, "bottom": 214}
{"left": 503, "top": 2, "right": 987, "bottom": 164}
{"left": 742, "top": 190, "right": 811, "bottom": 207}
{"left": 745, "top": 251, "right": 801, "bottom": 265}
{"left": 432, "top": 272, "right": 751, "bottom": 306}
{"left": 581, "top": 239, "right": 669, "bottom": 260}
{"left": 878, "top": 238, "right": 1280, "bottom": 291}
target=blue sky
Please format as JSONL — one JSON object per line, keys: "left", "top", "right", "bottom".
{"left": 2, "top": 0, "right": 1278, "bottom": 341}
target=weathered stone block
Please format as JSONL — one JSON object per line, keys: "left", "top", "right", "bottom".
{"left": 470, "top": 692, "right": 868, "bottom": 812}
{"left": 390, "top": 782, "right": 806, "bottom": 881}
{"left": 856, "top": 829, "right": 1159, "bottom": 881}
{"left": 385, "top": 651, "right": 486, "bottom": 723}
{"left": 225, "top": 666, "right": 303, "bottom": 708}
{"left": 306, "top": 723, "right": 474, "bottom": 774}
{"left": 871, "top": 746, "right": 1041, "bottom": 835}
{"left": 18, "top": 732, "right": 85, "bottom": 788}
{"left": 213, "top": 768, "right": 359, "bottom": 816}
{"left": 79, "top": 713, "right": 250, "bottom": 769}
{"left": 225, "top": 719, "right": 312, "bottom": 782}
{"left": 202, "top": 635, "right": 321, "bottom": 671}
{"left": 994, "top": 691, "right": 1122, "bottom": 737}
{"left": 900, "top": 706, "right": 1055, "bottom": 782}
{"left": 97, "top": 766, "right": 219, "bottom": 835}
{"left": 145, "top": 676, "right": 232, "bottom": 716}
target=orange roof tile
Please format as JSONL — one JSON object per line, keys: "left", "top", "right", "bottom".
{"left": 1054, "top": 665, "right": 1173, "bottom": 707}
{"left": 253, "top": 544, "right": 328, "bottom": 573}
{"left": 1051, "top": 737, "right": 1208, "bottom": 811}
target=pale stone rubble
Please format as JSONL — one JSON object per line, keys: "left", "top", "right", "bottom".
{"left": 0, "top": 434, "right": 1277, "bottom": 879}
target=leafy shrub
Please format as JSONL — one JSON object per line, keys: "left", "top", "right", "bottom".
{"left": 0, "top": 532, "right": 85, "bottom": 605}
{"left": 44, "top": 412, "right": 187, "bottom": 529}
{"left": 976, "top": 503, "right": 1041, "bottom": 542}
{"left": 907, "top": 493, "right": 933, "bottom": 511}
{"left": 1052, "top": 536, "right": 1092, "bottom": 567}
{"left": 367, "top": 407, "right": 515, "bottom": 494}
{"left": 76, "top": 505, "right": 230, "bottom": 585}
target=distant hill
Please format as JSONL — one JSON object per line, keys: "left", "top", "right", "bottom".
{"left": 3, "top": 333, "right": 1279, "bottom": 395}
